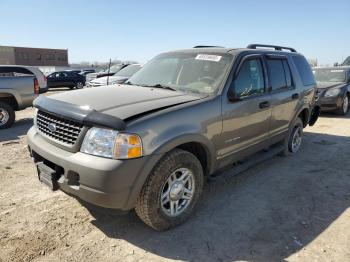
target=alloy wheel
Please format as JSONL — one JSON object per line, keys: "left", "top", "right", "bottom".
{"left": 0, "top": 108, "right": 9, "bottom": 126}
{"left": 291, "top": 126, "right": 302, "bottom": 153}
{"left": 160, "top": 168, "right": 195, "bottom": 217}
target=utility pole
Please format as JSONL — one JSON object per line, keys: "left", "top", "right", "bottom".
{"left": 106, "top": 58, "right": 111, "bottom": 86}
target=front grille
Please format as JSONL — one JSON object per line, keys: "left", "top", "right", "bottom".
{"left": 36, "top": 110, "right": 83, "bottom": 146}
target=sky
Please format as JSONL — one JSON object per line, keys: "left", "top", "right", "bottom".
{"left": 1, "top": 0, "right": 349, "bottom": 65}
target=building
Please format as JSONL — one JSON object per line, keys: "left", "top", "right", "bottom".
{"left": 0, "top": 46, "right": 68, "bottom": 66}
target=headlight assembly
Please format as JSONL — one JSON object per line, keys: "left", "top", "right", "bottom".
{"left": 324, "top": 88, "right": 341, "bottom": 97}
{"left": 80, "top": 127, "right": 142, "bottom": 159}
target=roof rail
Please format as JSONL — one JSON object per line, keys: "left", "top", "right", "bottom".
{"left": 193, "top": 45, "right": 224, "bottom": 48}
{"left": 247, "top": 44, "right": 297, "bottom": 53}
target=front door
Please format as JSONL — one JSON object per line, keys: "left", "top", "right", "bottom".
{"left": 218, "top": 55, "right": 272, "bottom": 161}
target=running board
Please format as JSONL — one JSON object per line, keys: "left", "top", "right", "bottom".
{"left": 208, "top": 144, "right": 284, "bottom": 181}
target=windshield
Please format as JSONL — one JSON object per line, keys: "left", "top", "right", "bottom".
{"left": 128, "top": 52, "right": 233, "bottom": 94}
{"left": 313, "top": 69, "right": 346, "bottom": 82}
{"left": 102, "top": 64, "right": 124, "bottom": 74}
{"left": 115, "top": 64, "right": 141, "bottom": 77}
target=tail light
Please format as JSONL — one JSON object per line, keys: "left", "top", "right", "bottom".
{"left": 34, "top": 78, "right": 40, "bottom": 94}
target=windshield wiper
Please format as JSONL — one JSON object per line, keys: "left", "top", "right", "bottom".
{"left": 141, "top": 84, "right": 177, "bottom": 91}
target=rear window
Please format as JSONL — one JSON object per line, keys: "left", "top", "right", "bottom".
{"left": 0, "top": 67, "right": 34, "bottom": 76}
{"left": 292, "top": 56, "right": 315, "bottom": 86}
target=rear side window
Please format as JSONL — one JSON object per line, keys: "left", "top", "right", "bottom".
{"left": 292, "top": 56, "right": 315, "bottom": 86}
{"left": 266, "top": 59, "right": 287, "bottom": 91}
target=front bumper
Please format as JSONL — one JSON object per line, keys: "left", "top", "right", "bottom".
{"left": 27, "top": 127, "right": 163, "bottom": 210}
{"left": 317, "top": 95, "right": 342, "bottom": 111}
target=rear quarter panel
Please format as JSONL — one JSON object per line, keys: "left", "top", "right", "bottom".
{"left": 0, "top": 76, "right": 37, "bottom": 109}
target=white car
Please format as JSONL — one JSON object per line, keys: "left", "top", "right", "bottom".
{"left": 87, "top": 64, "right": 142, "bottom": 87}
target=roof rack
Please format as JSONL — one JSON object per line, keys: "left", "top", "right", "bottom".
{"left": 247, "top": 44, "right": 297, "bottom": 53}
{"left": 193, "top": 45, "right": 224, "bottom": 48}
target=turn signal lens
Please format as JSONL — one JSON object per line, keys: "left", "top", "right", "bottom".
{"left": 114, "top": 134, "right": 142, "bottom": 159}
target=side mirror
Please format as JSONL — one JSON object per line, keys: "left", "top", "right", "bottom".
{"left": 227, "top": 84, "right": 242, "bottom": 102}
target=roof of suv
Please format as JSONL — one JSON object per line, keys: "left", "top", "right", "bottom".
{"left": 166, "top": 45, "right": 301, "bottom": 57}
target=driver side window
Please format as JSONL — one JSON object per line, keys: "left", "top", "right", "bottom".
{"left": 233, "top": 58, "right": 265, "bottom": 98}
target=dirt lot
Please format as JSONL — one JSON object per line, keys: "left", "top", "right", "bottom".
{"left": 0, "top": 89, "right": 349, "bottom": 262}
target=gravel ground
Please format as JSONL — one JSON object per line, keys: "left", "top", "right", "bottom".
{"left": 0, "top": 89, "right": 349, "bottom": 262}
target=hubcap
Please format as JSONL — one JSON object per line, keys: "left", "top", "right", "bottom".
{"left": 291, "top": 127, "right": 302, "bottom": 153}
{"left": 0, "top": 108, "right": 9, "bottom": 126}
{"left": 343, "top": 96, "right": 349, "bottom": 114}
{"left": 160, "top": 168, "right": 195, "bottom": 217}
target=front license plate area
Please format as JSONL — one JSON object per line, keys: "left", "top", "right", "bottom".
{"left": 37, "top": 162, "right": 59, "bottom": 191}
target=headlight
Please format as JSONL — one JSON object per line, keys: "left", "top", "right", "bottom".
{"left": 80, "top": 127, "right": 142, "bottom": 159}
{"left": 324, "top": 88, "right": 341, "bottom": 97}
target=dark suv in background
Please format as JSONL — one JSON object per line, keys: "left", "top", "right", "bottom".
{"left": 28, "top": 44, "right": 319, "bottom": 231}
{"left": 313, "top": 66, "right": 350, "bottom": 115}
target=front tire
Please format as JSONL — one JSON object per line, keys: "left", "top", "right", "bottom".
{"left": 0, "top": 102, "right": 15, "bottom": 129}
{"left": 135, "top": 149, "right": 204, "bottom": 231}
{"left": 336, "top": 94, "right": 349, "bottom": 115}
{"left": 282, "top": 117, "right": 303, "bottom": 156}
{"left": 75, "top": 81, "right": 84, "bottom": 89}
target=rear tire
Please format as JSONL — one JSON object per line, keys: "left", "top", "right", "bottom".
{"left": 336, "top": 94, "right": 349, "bottom": 115}
{"left": 0, "top": 102, "right": 15, "bottom": 129}
{"left": 135, "top": 149, "right": 204, "bottom": 231}
{"left": 281, "top": 117, "right": 303, "bottom": 156}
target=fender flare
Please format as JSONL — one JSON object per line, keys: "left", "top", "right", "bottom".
{"left": 152, "top": 133, "right": 217, "bottom": 175}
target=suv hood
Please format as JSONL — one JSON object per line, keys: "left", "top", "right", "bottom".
{"left": 317, "top": 81, "right": 346, "bottom": 89}
{"left": 49, "top": 85, "right": 206, "bottom": 120}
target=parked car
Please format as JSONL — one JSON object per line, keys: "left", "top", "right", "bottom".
{"left": 313, "top": 66, "right": 350, "bottom": 115}
{"left": 27, "top": 44, "right": 319, "bottom": 230}
{"left": 0, "top": 65, "right": 47, "bottom": 128}
{"left": 87, "top": 64, "right": 142, "bottom": 87}
{"left": 47, "top": 71, "right": 86, "bottom": 89}
{"left": 85, "top": 64, "right": 129, "bottom": 82}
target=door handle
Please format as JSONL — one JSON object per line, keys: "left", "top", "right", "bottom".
{"left": 259, "top": 101, "right": 270, "bottom": 109}
{"left": 292, "top": 93, "right": 299, "bottom": 100}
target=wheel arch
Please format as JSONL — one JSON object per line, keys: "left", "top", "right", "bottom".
{"left": 152, "top": 134, "right": 216, "bottom": 176}
{"left": 0, "top": 92, "right": 19, "bottom": 110}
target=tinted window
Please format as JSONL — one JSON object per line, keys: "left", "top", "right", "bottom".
{"left": 292, "top": 56, "right": 315, "bottom": 86}
{"left": 267, "top": 59, "right": 287, "bottom": 91}
{"left": 233, "top": 58, "right": 265, "bottom": 98}
{"left": 283, "top": 60, "right": 292, "bottom": 87}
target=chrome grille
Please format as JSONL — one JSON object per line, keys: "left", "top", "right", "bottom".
{"left": 36, "top": 110, "right": 83, "bottom": 146}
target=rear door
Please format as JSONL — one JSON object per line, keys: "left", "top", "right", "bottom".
{"left": 219, "top": 54, "right": 272, "bottom": 159}
{"left": 265, "top": 55, "right": 299, "bottom": 140}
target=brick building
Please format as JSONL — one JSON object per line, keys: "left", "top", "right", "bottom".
{"left": 0, "top": 46, "right": 68, "bottom": 66}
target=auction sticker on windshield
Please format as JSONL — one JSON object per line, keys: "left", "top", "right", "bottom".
{"left": 195, "top": 54, "right": 222, "bottom": 62}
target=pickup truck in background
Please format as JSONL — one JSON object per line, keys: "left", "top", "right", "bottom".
{"left": 0, "top": 65, "right": 47, "bottom": 129}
